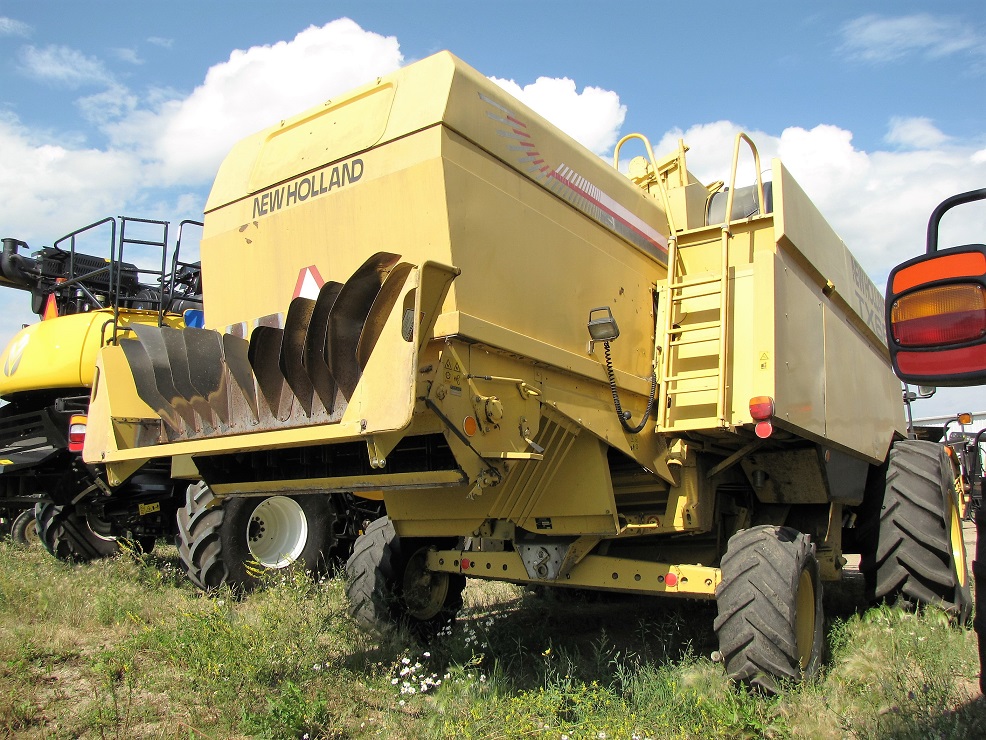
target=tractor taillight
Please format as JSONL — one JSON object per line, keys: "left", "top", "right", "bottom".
{"left": 749, "top": 396, "right": 774, "bottom": 421}
{"left": 749, "top": 396, "right": 774, "bottom": 439}
{"left": 68, "top": 414, "right": 87, "bottom": 453}
{"left": 890, "top": 284, "right": 986, "bottom": 346}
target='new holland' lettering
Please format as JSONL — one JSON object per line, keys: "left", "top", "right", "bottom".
{"left": 253, "top": 158, "right": 364, "bottom": 218}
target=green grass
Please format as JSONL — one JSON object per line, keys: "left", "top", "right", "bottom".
{"left": 0, "top": 540, "right": 984, "bottom": 739}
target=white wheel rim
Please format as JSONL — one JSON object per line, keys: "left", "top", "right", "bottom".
{"left": 247, "top": 496, "right": 309, "bottom": 569}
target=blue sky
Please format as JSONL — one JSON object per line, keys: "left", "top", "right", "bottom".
{"left": 0, "top": 1, "right": 984, "bottom": 419}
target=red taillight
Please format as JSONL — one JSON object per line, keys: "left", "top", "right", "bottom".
{"left": 891, "top": 284, "right": 986, "bottom": 346}
{"left": 749, "top": 396, "right": 774, "bottom": 439}
{"left": 896, "top": 344, "right": 986, "bottom": 377}
{"left": 68, "top": 414, "right": 87, "bottom": 453}
{"left": 749, "top": 396, "right": 774, "bottom": 421}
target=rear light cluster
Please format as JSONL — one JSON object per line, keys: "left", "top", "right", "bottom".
{"left": 886, "top": 240, "right": 986, "bottom": 386}
{"left": 890, "top": 284, "right": 986, "bottom": 346}
{"left": 68, "top": 414, "right": 87, "bottom": 453}
{"left": 749, "top": 396, "right": 774, "bottom": 439}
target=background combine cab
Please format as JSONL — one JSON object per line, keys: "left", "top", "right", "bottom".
{"left": 85, "top": 52, "right": 969, "bottom": 692}
{"left": 0, "top": 216, "right": 202, "bottom": 559}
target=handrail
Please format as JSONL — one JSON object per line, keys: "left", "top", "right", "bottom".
{"left": 926, "top": 188, "right": 986, "bottom": 254}
{"left": 723, "top": 133, "right": 765, "bottom": 232}
{"left": 613, "top": 132, "right": 677, "bottom": 236}
{"left": 715, "top": 133, "right": 764, "bottom": 427}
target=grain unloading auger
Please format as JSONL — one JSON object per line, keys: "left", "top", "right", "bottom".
{"left": 87, "top": 51, "right": 970, "bottom": 693}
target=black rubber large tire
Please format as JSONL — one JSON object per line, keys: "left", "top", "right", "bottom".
{"left": 346, "top": 516, "right": 465, "bottom": 641}
{"left": 11, "top": 508, "right": 40, "bottom": 547}
{"left": 859, "top": 440, "right": 971, "bottom": 622}
{"left": 714, "top": 525, "right": 824, "bottom": 693}
{"left": 35, "top": 502, "right": 119, "bottom": 562}
{"left": 176, "top": 481, "right": 338, "bottom": 591}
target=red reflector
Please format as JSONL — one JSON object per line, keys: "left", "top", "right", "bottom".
{"left": 896, "top": 344, "right": 986, "bottom": 377}
{"left": 68, "top": 415, "right": 87, "bottom": 453}
{"left": 749, "top": 396, "right": 774, "bottom": 421}
{"left": 755, "top": 420, "right": 774, "bottom": 439}
{"left": 461, "top": 558, "right": 471, "bottom": 570}
{"left": 665, "top": 572, "right": 678, "bottom": 587}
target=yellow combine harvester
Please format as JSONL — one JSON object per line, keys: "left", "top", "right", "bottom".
{"left": 0, "top": 217, "right": 201, "bottom": 558}
{"left": 85, "top": 52, "right": 969, "bottom": 691}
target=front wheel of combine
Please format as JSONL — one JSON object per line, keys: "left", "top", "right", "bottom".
{"left": 714, "top": 525, "right": 824, "bottom": 694}
{"left": 11, "top": 508, "right": 40, "bottom": 547}
{"left": 346, "top": 516, "right": 465, "bottom": 641}
{"left": 35, "top": 502, "right": 119, "bottom": 562}
{"left": 176, "top": 481, "right": 337, "bottom": 591}
{"left": 860, "top": 439, "right": 971, "bottom": 622}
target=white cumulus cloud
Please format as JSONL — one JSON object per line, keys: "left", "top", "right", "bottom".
{"left": 885, "top": 117, "right": 950, "bottom": 149}
{"left": 105, "top": 19, "right": 403, "bottom": 185}
{"left": 490, "top": 76, "right": 626, "bottom": 156}
{"left": 0, "top": 115, "right": 142, "bottom": 244}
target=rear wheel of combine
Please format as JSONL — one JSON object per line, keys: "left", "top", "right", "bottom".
{"left": 176, "top": 481, "right": 337, "bottom": 591}
{"left": 35, "top": 502, "right": 119, "bottom": 562}
{"left": 860, "top": 439, "right": 971, "bottom": 622}
{"left": 346, "top": 516, "right": 465, "bottom": 641}
{"left": 11, "top": 508, "right": 40, "bottom": 547}
{"left": 714, "top": 525, "right": 823, "bottom": 694}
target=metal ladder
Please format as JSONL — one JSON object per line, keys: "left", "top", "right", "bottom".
{"left": 658, "top": 134, "right": 765, "bottom": 431}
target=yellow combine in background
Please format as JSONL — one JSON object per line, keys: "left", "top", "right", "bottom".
{"left": 0, "top": 217, "right": 201, "bottom": 559}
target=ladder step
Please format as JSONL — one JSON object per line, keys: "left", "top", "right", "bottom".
{"left": 669, "top": 275, "right": 723, "bottom": 292}
{"left": 670, "top": 335, "right": 720, "bottom": 348}
{"left": 665, "top": 369, "right": 720, "bottom": 382}
{"left": 675, "top": 234, "right": 722, "bottom": 249}
{"left": 121, "top": 238, "right": 168, "bottom": 248}
{"left": 666, "top": 386, "right": 717, "bottom": 396}
{"left": 671, "top": 287, "right": 722, "bottom": 303}
{"left": 670, "top": 320, "right": 721, "bottom": 334}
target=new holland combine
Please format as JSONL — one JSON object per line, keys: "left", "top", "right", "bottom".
{"left": 83, "top": 52, "right": 969, "bottom": 691}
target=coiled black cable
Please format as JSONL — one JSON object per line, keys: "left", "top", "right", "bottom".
{"left": 603, "top": 340, "right": 657, "bottom": 434}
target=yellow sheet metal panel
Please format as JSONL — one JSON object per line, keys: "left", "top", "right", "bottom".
{"left": 0, "top": 311, "right": 109, "bottom": 395}
{"left": 201, "top": 128, "right": 451, "bottom": 329}
{"left": 772, "top": 160, "right": 887, "bottom": 350}
{"left": 727, "top": 265, "right": 757, "bottom": 421}
{"left": 200, "top": 52, "right": 672, "bottom": 345}
{"left": 823, "top": 302, "right": 904, "bottom": 462}
{"left": 771, "top": 250, "right": 827, "bottom": 438}
{"left": 441, "top": 128, "right": 663, "bottom": 379}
